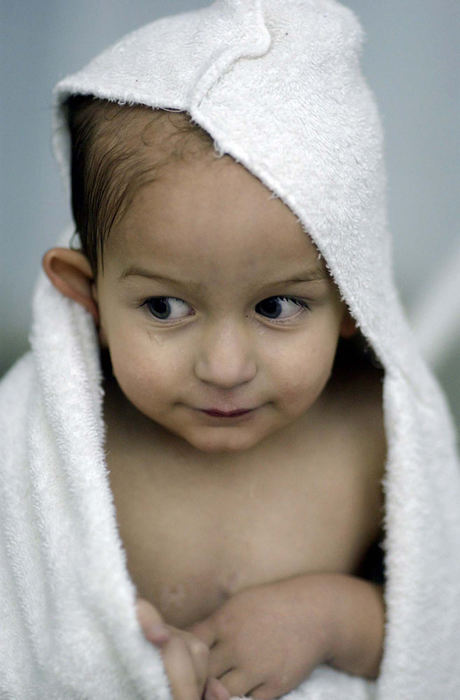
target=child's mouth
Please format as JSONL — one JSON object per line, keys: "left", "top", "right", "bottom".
{"left": 200, "top": 408, "right": 253, "bottom": 418}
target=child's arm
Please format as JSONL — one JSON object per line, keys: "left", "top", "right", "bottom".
{"left": 326, "top": 576, "right": 385, "bottom": 679}
{"left": 187, "top": 573, "right": 385, "bottom": 700}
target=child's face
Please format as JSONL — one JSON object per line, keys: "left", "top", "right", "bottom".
{"left": 94, "top": 150, "right": 349, "bottom": 454}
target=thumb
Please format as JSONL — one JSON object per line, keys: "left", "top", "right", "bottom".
{"left": 136, "top": 597, "right": 170, "bottom": 646}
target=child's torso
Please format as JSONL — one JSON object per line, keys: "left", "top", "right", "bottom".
{"left": 104, "top": 359, "right": 385, "bottom": 628}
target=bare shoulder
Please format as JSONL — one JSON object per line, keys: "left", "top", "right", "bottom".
{"left": 323, "top": 341, "right": 387, "bottom": 572}
{"left": 333, "top": 347, "right": 388, "bottom": 578}
{"left": 326, "top": 340, "right": 386, "bottom": 460}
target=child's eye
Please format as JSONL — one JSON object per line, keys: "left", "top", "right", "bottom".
{"left": 255, "top": 296, "right": 310, "bottom": 320}
{"left": 142, "top": 296, "right": 192, "bottom": 321}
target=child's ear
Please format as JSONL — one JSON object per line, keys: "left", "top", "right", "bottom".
{"left": 42, "top": 247, "right": 99, "bottom": 324}
{"left": 340, "top": 309, "right": 357, "bottom": 339}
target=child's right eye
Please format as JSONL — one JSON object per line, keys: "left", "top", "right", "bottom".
{"left": 142, "top": 296, "right": 193, "bottom": 321}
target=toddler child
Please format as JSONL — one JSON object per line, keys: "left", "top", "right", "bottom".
{"left": 44, "top": 98, "right": 386, "bottom": 700}
{"left": 1, "top": 1, "right": 459, "bottom": 699}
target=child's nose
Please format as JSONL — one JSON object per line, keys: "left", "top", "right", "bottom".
{"left": 194, "top": 319, "right": 257, "bottom": 389}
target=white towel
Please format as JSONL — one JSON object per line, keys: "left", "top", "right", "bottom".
{"left": 2, "top": 0, "right": 460, "bottom": 697}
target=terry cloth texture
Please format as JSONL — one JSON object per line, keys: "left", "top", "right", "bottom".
{"left": 1, "top": 0, "right": 460, "bottom": 697}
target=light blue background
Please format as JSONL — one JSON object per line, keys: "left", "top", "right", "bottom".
{"left": 1, "top": 0, "right": 459, "bottom": 426}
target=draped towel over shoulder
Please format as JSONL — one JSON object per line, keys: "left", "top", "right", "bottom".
{"left": 1, "top": 0, "right": 460, "bottom": 697}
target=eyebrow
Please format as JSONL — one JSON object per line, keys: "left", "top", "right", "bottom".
{"left": 277, "top": 268, "right": 328, "bottom": 283}
{"left": 119, "top": 264, "right": 328, "bottom": 288}
{"left": 120, "top": 267, "right": 205, "bottom": 292}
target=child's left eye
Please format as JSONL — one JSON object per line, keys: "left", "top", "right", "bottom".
{"left": 255, "top": 296, "right": 310, "bottom": 320}
{"left": 142, "top": 296, "right": 192, "bottom": 321}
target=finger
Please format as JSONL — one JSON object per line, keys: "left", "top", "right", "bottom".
{"left": 135, "top": 598, "right": 170, "bottom": 645}
{"left": 206, "top": 642, "right": 234, "bottom": 679}
{"left": 249, "top": 684, "right": 273, "bottom": 700}
{"left": 186, "top": 618, "right": 218, "bottom": 648}
{"left": 162, "top": 635, "right": 201, "bottom": 700}
{"left": 182, "top": 633, "right": 210, "bottom": 696}
{"left": 204, "top": 677, "right": 231, "bottom": 700}
{"left": 213, "top": 668, "right": 252, "bottom": 699}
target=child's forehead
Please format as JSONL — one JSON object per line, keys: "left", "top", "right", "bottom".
{"left": 107, "top": 178, "right": 329, "bottom": 290}
{"left": 94, "top": 103, "right": 329, "bottom": 280}
{"left": 108, "top": 231, "right": 330, "bottom": 300}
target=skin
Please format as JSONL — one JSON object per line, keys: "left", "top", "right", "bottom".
{"left": 99, "top": 153, "right": 353, "bottom": 455}
{"left": 43, "top": 126, "right": 386, "bottom": 700}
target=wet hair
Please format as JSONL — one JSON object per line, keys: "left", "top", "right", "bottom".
{"left": 64, "top": 95, "right": 215, "bottom": 272}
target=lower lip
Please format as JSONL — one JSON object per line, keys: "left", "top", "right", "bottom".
{"left": 200, "top": 409, "right": 254, "bottom": 418}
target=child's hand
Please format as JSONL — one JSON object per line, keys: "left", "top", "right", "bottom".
{"left": 136, "top": 597, "right": 209, "bottom": 700}
{"left": 186, "top": 575, "right": 336, "bottom": 700}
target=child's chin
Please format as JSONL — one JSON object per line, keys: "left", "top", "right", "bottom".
{"left": 176, "top": 426, "right": 265, "bottom": 455}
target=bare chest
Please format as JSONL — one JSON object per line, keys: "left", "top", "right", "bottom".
{"left": 105, "top": 407, "right": 384, "bottom": 628}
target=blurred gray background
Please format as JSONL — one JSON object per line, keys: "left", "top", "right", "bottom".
{"left": 1, "top": 0, "right": 459, "bottom": 428}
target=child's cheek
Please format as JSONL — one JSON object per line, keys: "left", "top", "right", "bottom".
{"left": 108, "top": 332, "right": 180, "bottom": 412}
{"left": 276, "top": 345, "right": 335, "bottom": 414}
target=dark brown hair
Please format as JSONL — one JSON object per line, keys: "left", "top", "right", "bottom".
{"left": 65, "top": 95, "right": 215, "bottom": 272}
